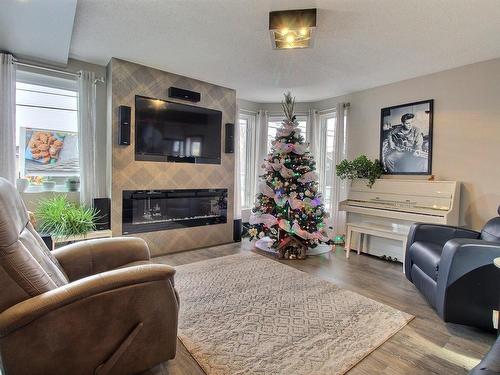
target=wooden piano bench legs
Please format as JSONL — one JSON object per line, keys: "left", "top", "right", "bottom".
{"left": 344, "top": 223, "right": 407, "bottom": 274}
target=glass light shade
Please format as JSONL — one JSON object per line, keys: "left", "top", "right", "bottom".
{"left": 269, "top": 9, "right": 317, "bottom": 50}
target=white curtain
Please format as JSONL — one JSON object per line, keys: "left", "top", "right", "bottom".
{"left": 254, "top": 110, "right": 269, "bottom": 189}
{"left": 308, "top": 108, "right": 323, "bottom": 182}
{"left": 77, "top": 71, "right": 103, "bottom": 206}
{"left": 0, "top": 53, "right": 16, "bottom": 183}
{"left": 331, "top": 102, "right": 349, "bottom": 236}
{"left": 233, "top": 104, "right": 241, "bottom": 220}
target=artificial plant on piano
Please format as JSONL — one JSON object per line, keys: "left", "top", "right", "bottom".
{"left": 248, "top": 92, "right": 331, "bottom": 259}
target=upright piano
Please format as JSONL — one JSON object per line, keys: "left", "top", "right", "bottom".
{"left": 339, "top": 179, "right": 460, "bottom": 270}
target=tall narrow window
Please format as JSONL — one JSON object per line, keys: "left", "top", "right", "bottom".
{"left": 15, "top": 70, "right": 79, "bottom": 190}
{"left": 239, "top": 112, "right": 256, "bottom": 208}
{"left": 320, "top": 114, "right": 337, "bottom": 212}
{"left": 267, "top": 115, "right": 307, "bottom": 153}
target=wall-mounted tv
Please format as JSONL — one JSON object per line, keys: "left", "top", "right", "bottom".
{"left": 135, "top": 95, "right": 222, "bottom": 164}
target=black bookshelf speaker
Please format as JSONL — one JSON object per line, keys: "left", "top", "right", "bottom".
{"left": 168, "top": 87, "right": 201, "bottom": 102}
{"left": 233, "top": 219, "right": 242, "bottom": 242}
{"left": 93, "top": 198, "right": 111, "bottom": 230}
{"left": 118, "top": 106, "right": 131, "bottom": 145}
{"left": 225, "top": 123, "right": 234, "bottom": 153}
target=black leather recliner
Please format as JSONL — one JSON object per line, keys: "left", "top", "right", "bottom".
{"left": 405, "top": 208, "right": 500, "bottom": 330}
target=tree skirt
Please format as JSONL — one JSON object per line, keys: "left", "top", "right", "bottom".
{"left": 175, "top": 252, "right": 413, "bottom": 375}
{"left": 255, "top": 236, "right": 332, "bottom": 256}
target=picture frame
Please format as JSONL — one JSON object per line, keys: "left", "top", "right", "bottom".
{"left": 379, "top": 99, "right": 433, "bottom": 175}
{"left": 19, "top": 127, "right": 79, "bottom": 177}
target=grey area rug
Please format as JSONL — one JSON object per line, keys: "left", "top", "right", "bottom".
{"left": 175, "top": 252, "right": 413, "bottom": 375}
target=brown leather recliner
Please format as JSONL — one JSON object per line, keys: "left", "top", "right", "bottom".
{"left": 0, "top": 178, "right": 179, "bottom": 375}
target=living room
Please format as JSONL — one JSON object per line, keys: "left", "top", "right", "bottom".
{"left": 0, "top": 1, "right": 499, "bottom": 374}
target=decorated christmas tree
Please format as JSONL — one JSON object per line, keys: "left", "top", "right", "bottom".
{"left": 248, "top": 92, "right": 330, "bottom": 259}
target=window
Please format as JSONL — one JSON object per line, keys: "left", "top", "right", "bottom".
{"left": 319, "top": 113, "right": 337, "bottom": 211}
{"left": 238, "top": 111, "right": 307, "bottom": 210}
{"left": 238, "top": 112, "right": 256, "bottom": 208}
{"left": 15, "top": 71, "right": 79, "bottom": 189}
{"left": 318, "top": 109, "right": 347, "bottom": 217}
{"left": 267, "top": 115, "right": 307, "bottom": 153}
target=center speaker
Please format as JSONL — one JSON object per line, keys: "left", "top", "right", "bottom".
{"left": 168, "top": 87, "right": 201, "bottom": 102}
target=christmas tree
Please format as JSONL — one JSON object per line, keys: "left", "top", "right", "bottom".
{"left": 248, "top": 92, "right": 330, "bottom": 259}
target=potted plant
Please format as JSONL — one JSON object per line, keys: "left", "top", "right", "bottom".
{"left": 35, "top": 195, "right": 99, "bottom": 239}
{"left": 65, "top": 176, "right": 80, "bottom": 192}
{"left": 336, "top": 155, "right": 383, "bottom": 188}
{"left": 15, "top": 173, "right": 29, "bottom": 193}
{"left": 42, "top": 177, "right": 56, "bottom": 191}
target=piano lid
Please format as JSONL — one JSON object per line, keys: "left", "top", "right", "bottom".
{"left": 346, "top": 179, "right": 458, "bottom": 212}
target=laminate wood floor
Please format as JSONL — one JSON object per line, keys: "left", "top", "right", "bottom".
{"left": 144, "top": 240, "right": 496, "bottom": 375}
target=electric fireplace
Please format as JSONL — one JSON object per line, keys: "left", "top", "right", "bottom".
{"left": 122, "top": 189, "right": 227, "bottom": 235}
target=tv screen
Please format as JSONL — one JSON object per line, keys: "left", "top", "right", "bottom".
{"left": 135, "top": 96, "right": 222, "bottom": 164}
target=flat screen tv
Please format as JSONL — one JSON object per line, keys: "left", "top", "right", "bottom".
{"left": 135, "top": 95, "right": 222, "bottom": 164}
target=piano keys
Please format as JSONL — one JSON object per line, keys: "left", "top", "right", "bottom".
{"left": 339, "top": 179, "right": 460, "bottom": 270}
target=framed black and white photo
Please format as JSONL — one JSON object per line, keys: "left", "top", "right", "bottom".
{"left": 380, "top": 99, "right": 433, "bottom": 175}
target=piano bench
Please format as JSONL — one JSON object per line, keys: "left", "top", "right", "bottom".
{"left": 345, "top": 223, "right": 408, "bottom": 273}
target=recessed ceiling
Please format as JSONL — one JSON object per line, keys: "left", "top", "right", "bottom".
{"left": 0, "top": 0, "right": 77, "bottom": 65}
{"left": 70, "top": 0, "right": 500, "bottom": 102}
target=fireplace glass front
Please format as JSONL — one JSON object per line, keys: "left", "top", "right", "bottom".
{"left": 122, "top": 189, "right": 227, "bottom": 234}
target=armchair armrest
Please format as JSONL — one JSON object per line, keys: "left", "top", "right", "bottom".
{"left": 0, "top": 264, "right": 178, "bottom": 375}
{"left": 436, "top": 238, "right": 500, "bottom": 329}
{"left": 0, "top": 263, "right": 175, "bottom": 336}
{"left": 405, "top": 224, "right": 480, "bottom": 282}
{"left": 407, "top": 223, "right": 480, "bottom": 249}
{"left": 53, "top": 237, "right": 151, "bottom": 281}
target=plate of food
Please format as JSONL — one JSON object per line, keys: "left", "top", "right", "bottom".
{"left": 25, "top": 131, "right": 65, "bottom": 164}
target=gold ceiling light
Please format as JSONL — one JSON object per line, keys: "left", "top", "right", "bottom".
{"left": 269, "top": 8, "right": 317, "bottom": 50}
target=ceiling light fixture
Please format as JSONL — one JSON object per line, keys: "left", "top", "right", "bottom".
{"left": 269, "top": 8, "right": 317, "bottom": 50}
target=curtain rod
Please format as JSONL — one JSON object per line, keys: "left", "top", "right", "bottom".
{"left": 12, "top": 59, "right": 105, "bottom": 84}
{"left": 318, "top": 102, "right": 351, "bottom": 114}
{"left": 239, "top": 108, "right": 258, "bottom": 115}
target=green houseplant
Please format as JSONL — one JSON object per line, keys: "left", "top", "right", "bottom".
{"left": 35, "top": 195, "right": 98, "bottom": 238}
{"left": 336, "top": 155, "right": 382, "bottom": 188}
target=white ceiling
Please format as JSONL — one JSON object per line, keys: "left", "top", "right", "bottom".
{"left": 0, "top": 0, "right": 77, "bottom": 65}
{"left": 70, "top": 0, "right": 500, "bottom": 102}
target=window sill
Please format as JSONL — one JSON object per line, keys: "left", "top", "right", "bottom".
{"left": 20, "top": 189, "right": 80, "bottom": 212}
{"left": 23, "top": 186, "right": 80, "bottom": 194}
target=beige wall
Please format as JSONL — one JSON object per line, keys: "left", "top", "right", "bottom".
{"left": 108, "top": 58, "right": 236, "bottom": 256}
{"left": 314, "top": 58, "right": 500, "bottom": 230}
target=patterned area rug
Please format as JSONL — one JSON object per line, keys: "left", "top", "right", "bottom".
{"left": 175, "top": 252, "right": 413, "bottom": 375}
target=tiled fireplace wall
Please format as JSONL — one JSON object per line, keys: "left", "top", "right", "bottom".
{"left": 107, "top": 58, "right": 236, "bottom": 256}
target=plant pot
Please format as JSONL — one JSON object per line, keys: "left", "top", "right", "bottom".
{"left": 16, "top": 178, "right": 29, "bottom": 193}
{"left": 65, "top": 180, "right": 80, "bottom": 192}
{"left": 42, "top": 181, "right": 56, "bottom": 191}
